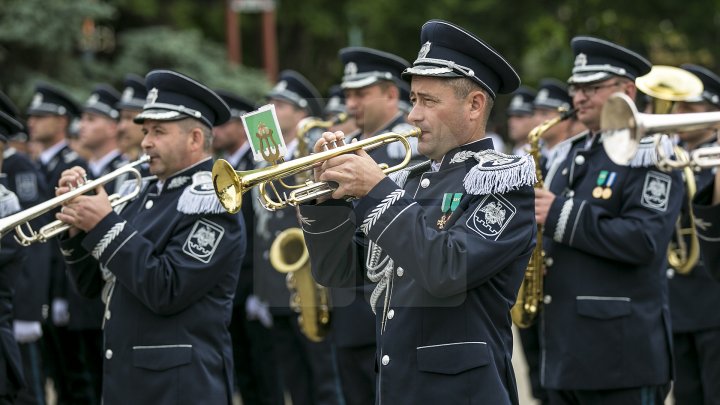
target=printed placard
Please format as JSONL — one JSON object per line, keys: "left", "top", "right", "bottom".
{"left": 241, "top": 104, "right": 286, "bottom": 163}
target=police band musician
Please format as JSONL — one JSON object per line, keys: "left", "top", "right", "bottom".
{"left": 671, "top": 64, "right": 720, "bottom": 404}
{"left": 534, "top": 37, "right": 683, "bottom": 404}
{"left": 54, "top": 70, "right": 246, "bottom": 404}
{"left": 298, "top": 19, "right": 537, "bottom": 404}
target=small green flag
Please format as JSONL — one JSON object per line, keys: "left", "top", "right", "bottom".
{"left": 241, "top": 104, "right": 286, "bottom": 163}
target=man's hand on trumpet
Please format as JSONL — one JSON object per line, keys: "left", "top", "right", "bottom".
{"left": 55, "top": 166, "right": 112, "bottom": 234}
{"left": 313, "top": 131, "right": 386, "bottom": 201}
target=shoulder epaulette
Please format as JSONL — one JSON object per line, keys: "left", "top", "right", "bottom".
{"left": 463, "top": 150, "right": 537, "bottom": 195}
{"left": 387, "top": 123, "right": 420, "bottom": 159}
{"left": 0, "top": 184, "right": 21, "bottom": 217}
{"left": 629, "top": 136, "right": 669, "bottom": 168}
{"left": 177, "top": 171, "right": 227, "bottom": 215}
{"left": 388, "top": 160, "right": 431, "bottom": 188}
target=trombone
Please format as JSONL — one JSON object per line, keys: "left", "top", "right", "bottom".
{"left": 0, "top": 155, "right": 149, "bottom": 246}
{"left": 212, "top": 127, "right": 421, "bottom": 213}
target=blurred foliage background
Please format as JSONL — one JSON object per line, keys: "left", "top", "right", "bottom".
{"left": 1, "top": 0, "right": 719, "bottom": 127}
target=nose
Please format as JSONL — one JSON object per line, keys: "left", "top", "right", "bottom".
{"left": 407, "top": 104, "right": 421, "bottom": 126}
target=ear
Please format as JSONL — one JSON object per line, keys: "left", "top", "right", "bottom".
{"left": 468, "top": 90, "right": 488, "bottom": 120}
{"left": 623, "top": 81, "right": 637, "bottom": 99}
{"left": 189, "top": 127, "right": 205, "bottom": 151}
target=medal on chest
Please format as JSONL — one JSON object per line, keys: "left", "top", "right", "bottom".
{"left": 437, "top": 192, "right": 463, "bottom": 229}
{"left": 591, "top": 170, "right": 616, "bottom": 200}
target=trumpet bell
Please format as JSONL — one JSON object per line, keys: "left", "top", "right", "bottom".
{"left": 600, "top": 92, "right": 640, "bottom": 165}
{"left": 212, "top": 159, "right": 243, "bottom": 214}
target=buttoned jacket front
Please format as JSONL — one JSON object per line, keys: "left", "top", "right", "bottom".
{"left": 541, "top": 132, "right": 683, "bottom": 390}
{"left": 299, "top": 138, "right": 535, "bottom": 405}
{"left": 60, "top": 158, "right": 245, "bottom": 405}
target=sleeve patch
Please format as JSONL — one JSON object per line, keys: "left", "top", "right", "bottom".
{"left": 182, "top": 219, "right": 225, "bottom": 263}
{"left": 641, "top": 171, "right": 671, "bottom": 212}
{"left": 465, "top": 194, "right": 516, "bottom": 240}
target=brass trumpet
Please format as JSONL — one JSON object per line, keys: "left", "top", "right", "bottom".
{"left": 0, "top": 155, "right": 149, "bottom": 246}
{"left": 212, "top": 127, "right": 421, "bottom": 213}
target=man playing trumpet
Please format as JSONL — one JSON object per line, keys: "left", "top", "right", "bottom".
{"left": 53, "top": 70, "right": 246, "bottom": 405}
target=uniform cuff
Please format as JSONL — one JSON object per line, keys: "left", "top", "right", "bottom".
{"left": 297, "top": 200, "right": 354, "bottom": 235}
{"left": 81, "top": 212, "right": 137, "bottom": 267}
{"left": 545, "top": 196, "right": 584, "bottom": 245}
{"left": 59, "top": 231, "right": 91, "bottom": 264}
{"left": 354, "top": 177, "right": 414, "bottom": 242}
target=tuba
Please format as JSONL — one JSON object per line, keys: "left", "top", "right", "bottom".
{"left": 511, "top": 107, "right": 575, "bottom": 328}
{"left": 636, "top": 66, "right": 704, "bottom": 274}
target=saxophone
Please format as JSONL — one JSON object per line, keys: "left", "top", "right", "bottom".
{"left": 270, "top": 228, "right": 330, "bottom": 342}
{"left": 511, "top": 108, "right": 575, "bottom": 328}
{"left": 267, "top": 115, "right": 346, "bottom": 341}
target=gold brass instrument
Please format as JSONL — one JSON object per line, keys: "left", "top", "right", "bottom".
{"left": 0, "top": 155, "right": 149, "bottom": 246}
{"left": 266, "top": 115, "right": 344, "bottom": 342}
{"left": 636, "top": 66, "right": 704, "bottom": 274}
{"left": 511, "top": 107, "right": 575, "bottom": 328}
{"left": 270, "top": 228, "right": 330, "bottom": 342}
{"left": 636, "top": 65, "right": 704, "bottom": 115}
{"left": 212, "top": 127, "right": 421, "bottom": 213}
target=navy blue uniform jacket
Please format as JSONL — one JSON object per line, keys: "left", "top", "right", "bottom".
{"left": 299, "top": 138, "right": 536, "bottom": 404}
{"left": 540, "top": 132, "right": 682, "bottom": 390}
{"left": 59, "top": 158, "right": 245, "bottom": 405}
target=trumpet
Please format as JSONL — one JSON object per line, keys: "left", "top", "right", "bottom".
{"left": 601, "top": 92, "right": 720, "bottom": 167}
{"left": 213, "top": 127, "right": 421, "bottom": 213}
{"left": 0, "top": 155, "right": 149, "bottom": 246}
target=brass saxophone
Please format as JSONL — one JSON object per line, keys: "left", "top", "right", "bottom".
{"left": 267, "top": 115, "right": 346, "bottom": 341}
{"left": 511, "top": 108, "right": 575, "bottom": 328}
{"left": 270, "top": 228, "right": 330, "bottom": 342}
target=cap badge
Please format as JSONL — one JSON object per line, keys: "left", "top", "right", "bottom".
{"left": 344, "top": 62, "right": 358, "bottom": 76}
{"left": 31, "top": 93, "right": 43, "bottom": 108}
{"left": 121, "top": 87, "right": 134, "bottom": 102}
{"left": 147, "top": 88, "right": 159, "bottom": 105}
{"left": 574, "top": 53, "right": 587, "bottom": 67}
{"left": 418, "top": 41, "right": 431, "bottom": 59}
{"left": 536, "top": 89, "right": 549, "bottom": 102}
{"left": 87, "top": 93, "right": 99, "bottom": 106}
{"left": 510, "top": 95, "right": 523, "bottom": 108}
{"left": 273, "top": 80, "right": 287, "bottom": 93}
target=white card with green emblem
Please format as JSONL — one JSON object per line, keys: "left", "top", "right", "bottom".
{"left": 241, "top": 104, "right": 286, "bottom": 164}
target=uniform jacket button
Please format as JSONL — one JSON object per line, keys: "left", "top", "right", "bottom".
{"left": 666, "top": 268, "right": 675, "bottom": 279}
{"left": 561, "top": 168, "right": 568, "bottom": 175}
{"left": 574, "top": 155, "right": 585, "bottom": 165}
{"left": 105, "top": 349, "right": 113, "bottom": 359}
{"left": 420, "top": 178, "right": 430, "bottom": 188}
{"left": 397, "top": 268, "right": 404, "bottom": 277}
{"left": 566, "top": 190, "right": 575, "bottom": 197}
{"left": 105, "top": 310, "right": 111, "bottom": 320}
{"left": 381, "top": 355, "right": 390, "bottom": 366}
{"left": 543, "top": 295, "right": 552, "bottom": 305}
{"left": 387, "top": 309, "right": 395, "bottom": 319}
{"left": 545, "top": 257, "right": 554, "bottom": 267}
{"left": 145, "top": 200, "right": 154, "bottom": 209}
